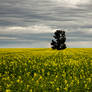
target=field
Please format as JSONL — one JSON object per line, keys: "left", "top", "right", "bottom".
{"left": 0, "top": 48, "right": 92, "bottom": 92}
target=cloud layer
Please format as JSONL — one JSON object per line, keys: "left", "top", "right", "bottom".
{"left": 0, "top": 0, "right": 92, "bottom": 48}
{"left": 51, "top": 0, "right": 90, "bottom": 7}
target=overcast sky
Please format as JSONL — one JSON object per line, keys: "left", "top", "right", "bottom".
{"left": 0, "top": 0, "right": 92, "bottom": 48}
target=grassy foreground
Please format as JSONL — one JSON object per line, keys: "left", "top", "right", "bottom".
{"left": 0, "top": 48, "right": 92, "bottom": 92}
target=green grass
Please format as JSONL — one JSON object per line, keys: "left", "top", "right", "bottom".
{"left": 0, "top": 48, "right": 92, "bottom": 92}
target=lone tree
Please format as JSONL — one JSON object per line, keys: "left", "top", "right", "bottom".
{"left": 51, "top": 30, "right": 66, "bottom": 50}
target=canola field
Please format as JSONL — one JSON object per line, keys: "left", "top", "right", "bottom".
{"left": 0, "top": 48, "right": 92, "bottom": 92}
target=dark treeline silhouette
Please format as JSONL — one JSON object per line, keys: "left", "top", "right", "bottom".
{"left": 51, "top": 30, "right": 66, "bottom": 50}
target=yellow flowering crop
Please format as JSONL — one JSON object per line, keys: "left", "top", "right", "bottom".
{"left": 0, "top": 48, "right": 92, "bottom": 91}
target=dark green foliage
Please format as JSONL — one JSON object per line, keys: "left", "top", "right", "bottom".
{"left": 51, "top": 30, "right": 66, "bottom": 50}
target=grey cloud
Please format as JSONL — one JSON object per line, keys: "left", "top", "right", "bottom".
{"left": 0, "top": 0, "right": 92, "bottom": 48}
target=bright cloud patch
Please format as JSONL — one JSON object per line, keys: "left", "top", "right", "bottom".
{"left": 0, "top": 25, "right": 55, "bottom": 34}
{"left": 67, "top": 41, "right": 92, "bottom": 48}
{"left": 51, "top": 0, "right": 90, "bottom": 7}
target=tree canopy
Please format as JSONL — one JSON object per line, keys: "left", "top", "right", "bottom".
{"left": 51, "top": 30, "right": 66, "bottom": 50}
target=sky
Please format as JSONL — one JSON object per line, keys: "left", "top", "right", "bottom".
{"left": 0, "top": 0, "right": 92, "bottom": 48}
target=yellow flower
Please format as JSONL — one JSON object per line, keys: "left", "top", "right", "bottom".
{"left": 27, "top": 72, "right": 30, "bottom": 76}
{"left": 65, "top": 80, "right": 67, "bottom": 84}
{"left": 5, "top": 89, "right": 11, "bottom": 92}
{"left": 47, "top": 72, "right": 50, "bottom": 76}
{"left": 56, "top": 75, "right": 58, "bottom": 78}
{"left": 36, "top": 80, "right": 39, "bottom": 84}
{"left": 32, "top": 78, "right": 34, "bottom": 81}
{"left": 80, "top": 75, "right": 82, "bottom": 79}
{"left": 44, "top": 63, "right": 47, "bottom": 66}
{"left": 17, "top": 78, "right": 23, "bottom": 83}
{"left": 0, "top": 73, "right": 1, "bottom": 77}
{"left": 56, "top": 88, "right": 59, "bottom": 91}
{"left": 17, "top": 79, "right": 20, "bottom": 83}
{"left": 64, "top": 87, "right": 68, "bottom": 91}
{"left": 34, "top": 73, "right": 37, "bottom": 77}
{"left": 18, "top": 76, "right": 22, "bottom": 79}
{"left": 77, "top": 80, "right": 79, "bottom": 85}
{"left": 42, "top": 69, "right": 44, "bottom": 73}
{"left": 39, "top": 76, "right": 42, "bottom": 80}
{"left": 27, "top": 85, "right": 30, "bottom": 89}
{"left": 7, "top": 84, "right": 11, "bottom": 88}
{"left": 66, "top": 84, "right": 69, "bottom": 87}
{"left": 29, "top": 89, "right": 32, "bottom": 92}
{"left": 88, "top": 78, "right": 91, "bottom": 83}
{"left": 70, "top": 80, "right": 74, "bottom": 86}
{"left": 85, "top": 84, "right": 87, "bottom": 88}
